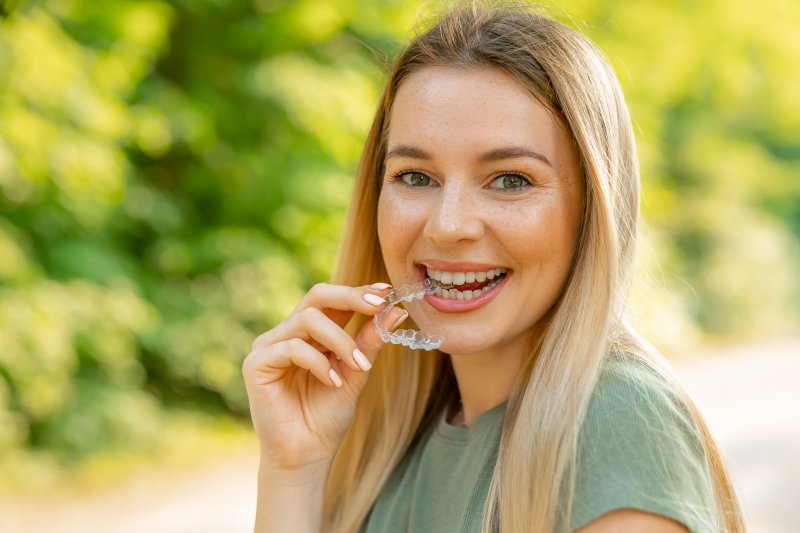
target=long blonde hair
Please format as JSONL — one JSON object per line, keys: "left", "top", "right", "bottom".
{"left": 325, "top": 2, "right": 745, "bottom": 531}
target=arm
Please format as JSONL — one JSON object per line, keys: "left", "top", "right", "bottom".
{"left": 576, "top": 508, "right": 689, "bottom": 533}
{"left": 254, "top": 460, "right": 332, "bottom": 533}
{"left": 243, "top": 282, "right": 405, "bottom": 532}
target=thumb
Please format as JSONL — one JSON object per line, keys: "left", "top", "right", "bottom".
{"left": 353, "top": 306, "right": 408, "bottom": 369}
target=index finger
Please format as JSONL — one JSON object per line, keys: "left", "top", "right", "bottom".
{"left": 295, "top": 282, "right": 392, "bottom": 320}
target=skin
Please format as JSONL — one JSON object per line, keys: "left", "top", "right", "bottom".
{"left": 378, "top": 65, "right": 583, "bottom": 423}
{"left": 243, "top": 281, "right": 407, "bottom": 532}
{"left": 242, "top": 65, "right": 689, "bottom": 532}
{"left": 578, "top": 508, "right": 689, "bottom": 532}
{"left": 377, "top": 66, "right": 687, "bottom": 533}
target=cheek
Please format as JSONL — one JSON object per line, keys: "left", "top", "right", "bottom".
{"left": 377, "top": 191, "right": 426, "bottom": 265}
{"left": 502, "top": 201, "right": 579, "bottom": 279}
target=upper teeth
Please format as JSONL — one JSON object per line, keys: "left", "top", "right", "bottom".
{"left": 426, "top": 267, "right": 507, "bottom": 286}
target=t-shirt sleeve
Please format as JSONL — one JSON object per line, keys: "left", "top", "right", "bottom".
{"left": 569, "top": 353, "right": 720, "bottom": 533}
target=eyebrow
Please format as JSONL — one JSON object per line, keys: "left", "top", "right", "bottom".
{"left": 384, "top": 144, "right": 553, "bottom": 168}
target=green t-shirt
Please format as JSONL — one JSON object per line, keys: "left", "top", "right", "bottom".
{"left": 362, "top": 353, "right": 719, "bottom": 532}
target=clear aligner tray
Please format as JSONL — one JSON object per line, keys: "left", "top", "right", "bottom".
{"left": 373, "top": 278, "right": 445, "bottom": 351}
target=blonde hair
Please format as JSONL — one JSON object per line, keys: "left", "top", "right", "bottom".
{"left": 325, "top": 2, "right": 745, "bottom": 531}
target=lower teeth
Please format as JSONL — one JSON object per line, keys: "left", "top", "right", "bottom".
{"left": 431, "top": 275, "right": 505, "bottom": 300}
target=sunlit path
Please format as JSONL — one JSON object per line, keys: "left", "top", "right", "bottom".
{"left": 673, "top": 336, "right": 800, "bottom": 533}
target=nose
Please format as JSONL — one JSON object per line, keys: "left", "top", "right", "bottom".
{"left": 422, "top": 182, "right": 484, "bottom": 245}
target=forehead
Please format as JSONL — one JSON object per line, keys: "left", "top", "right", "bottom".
{"left": 387, "top": 66, "right": 567, "bottom": 154}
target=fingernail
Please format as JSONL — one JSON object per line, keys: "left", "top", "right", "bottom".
{"left": 329, "top": 368, "right": 342, "bottom": 387}
{"left": 363, "top": 293, "right": 385, "bottom": 306}
{"left": 353, "top": 348, "right": 372, "bottom": 371}
{"left": 370, "top": 282, "right": 391, "bottom": 290}
{"left": 390, "top": 310, "right": 408, "bottom": 330}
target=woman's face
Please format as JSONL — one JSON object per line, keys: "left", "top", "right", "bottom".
{"left": 377, "top": 66, "right": 583, "bottom": 356}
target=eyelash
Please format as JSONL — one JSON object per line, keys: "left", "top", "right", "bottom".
{"left": 388, "top": 170, "right": 534, "bottom": 192}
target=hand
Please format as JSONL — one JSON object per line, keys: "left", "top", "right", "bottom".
{"left": 242, "top": 282, "right": 407, "bottom": 473}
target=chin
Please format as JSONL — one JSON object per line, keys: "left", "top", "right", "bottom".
{"left": 436, "top": 338, "right": 494, "bottom": 356}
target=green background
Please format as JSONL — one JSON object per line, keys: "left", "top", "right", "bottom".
{"left": 0, "top": 0, "right": 798, "bottom": 490}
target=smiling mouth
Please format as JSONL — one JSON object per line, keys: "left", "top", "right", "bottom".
{"left": 420, "top": 265, "right": 509, "bottom": 300}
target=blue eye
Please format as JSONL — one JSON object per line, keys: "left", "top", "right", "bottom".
{"left": 489, "top": 173, "right": 532, "bottom": 191}
{"left": 394, "top": 171, "right": 431, "bottom": 187}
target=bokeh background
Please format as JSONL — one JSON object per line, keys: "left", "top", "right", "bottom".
{"left": 0, "top": 0, "right": 798, "bottom": 531}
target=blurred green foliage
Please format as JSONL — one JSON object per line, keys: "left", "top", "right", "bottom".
{"left": 0, "top": 0, "right": 798, "bottom": 487}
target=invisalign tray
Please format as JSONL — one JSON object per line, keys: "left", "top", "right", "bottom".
{"left": 373, "top": 278, "right": 446, "bottom": 351}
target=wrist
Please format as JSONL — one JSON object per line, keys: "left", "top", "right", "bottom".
{"left": 259, "top": 455, "right": 333, "bottom": 487}
{"left": 255, "top": 458, "right": 332, "bottom": 533}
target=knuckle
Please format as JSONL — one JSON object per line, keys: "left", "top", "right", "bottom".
{"left": 251, "top": 331, "right": 270, "bottom": 351}
{"left": 295, "top": 283, "right": 327, "bottom": 309}
{"left": 361, "top": 334, "right": 384, "bottom": 354}
{"left": 242, "top": 345, "right": 266, "bottom": 375}
{"left": 293, "top": 308, "right": 320, "bottom": 331}
{"left": 299, "top": 306, "right": 322, "bottom": 324}
{"left": 285, "top": 337, "right": 307, "bottom": 354}
{"left": 309, "top": 282, "right": 330, "bottom": 295}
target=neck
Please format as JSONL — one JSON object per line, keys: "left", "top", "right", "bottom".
{"left": 448, "top": 332, "right": 530, "bottom": 427}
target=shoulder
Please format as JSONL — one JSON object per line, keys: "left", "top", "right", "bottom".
{"left": 585, "top": 352, "right": 701, "bottom": 445}
{"left": 570, "top": 352, "right": 719, "bottom": 533}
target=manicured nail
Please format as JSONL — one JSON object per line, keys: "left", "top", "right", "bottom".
{"left": 363, "top": 293, "right": 385, "bottom": 306}
{"left": 353, "top": 348, "right": 372, "bottom": 371}
{"left": 390, "top": 310, "right": 408, "bottom": 330}
{"left": 329, "top": 368, "right": 342, "bottom": 387}
{"left": 370, "top": 282, "right": 391, "bottom": 290}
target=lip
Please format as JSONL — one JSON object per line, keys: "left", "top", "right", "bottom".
{"left": 414, "top": 261, "right": 511, "bottom": 314}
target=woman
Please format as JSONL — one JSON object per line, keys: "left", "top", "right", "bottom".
{"left": 242, "top": 2, "right": 746, "bottom": 532}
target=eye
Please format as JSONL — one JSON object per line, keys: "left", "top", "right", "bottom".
{"left": 393, "top": 171, "right": 432, "bottom": 187}
{"left": 488, "top": 173, "right": 532, "bottom": 191}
